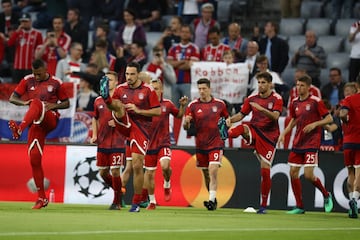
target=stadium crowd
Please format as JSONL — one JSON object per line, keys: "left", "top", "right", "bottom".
{"left": 1, "top": 0, "right": 360, "bottom": 217}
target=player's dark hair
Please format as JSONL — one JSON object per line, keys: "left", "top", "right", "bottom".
{"left": 32, "top": 59, "right": 46, "bottom": 69}
{"left": 197, "top": 78, "right": 210, "bottom": 88}
{"left": 1, "top": 0, "right": 12, "bottom": 5}
{"left": 297, "top": 74, "right": 312, "bottom": 86}
{"left": 127, "top": 62, "right": 141, "bottom": 73}
{"left": 256, "top": 71, "right": 272, "bottom": 82}
{"left": 208, "top": 26, "right": 220, "bottom": 35}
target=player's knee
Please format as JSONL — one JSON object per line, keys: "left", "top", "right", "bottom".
{"left": 110, "top": 168, "right": 121, "bottom": 177}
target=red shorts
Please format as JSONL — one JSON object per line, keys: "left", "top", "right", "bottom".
{"left": 113, "top": 111, "right": 131, "bottom": 137}
{"left": 196, "top": 149, "right": 223, "bottom": 168}
{"left": 343, "top": 149, "right": 360, "bottom": 167}
{"left": 96, "top": 152, "right": 125, "bottom": 168}
{"left": 145, "top": 147, "right": 172, "bottom": 169}
{"left": 288, "top": 151, "right": 319, "bottom": 167}
{"left": 243, "top": 125, "right": 276, "bottom": 165}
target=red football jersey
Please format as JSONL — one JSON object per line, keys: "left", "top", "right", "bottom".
{"left": 112, "top": 81, "right": 160, "bottom": 136}
{"left": 185, "top": 97, "right": 229, "bottom": 150}
{"left": 167, "top": 42, "right": 200, "bottom": 84}
{"left": 289, "top": 95, "right": 330, "bottom": 151}
{"left": 340, "top": 93, "right": 360, "bottom": 146}
{"left": 93, "top": 96, "right": 126, "bottom": 152}
{"left": 241, "top": 91, "right": 283, "bottom": 144}
{"left": 201, "top": 43, "right": 231, "bottom": 62}
{"left": 14, "top": 74, "right": 68, "bottom": 103}
{"left": 147, "top": 98, "right": 179, "bottom": 151}
{"left": 287, "top": 85, "right": 321, "bottom": 110}
{"left": 7, "top": 29, "right": 43, "bottom": 70}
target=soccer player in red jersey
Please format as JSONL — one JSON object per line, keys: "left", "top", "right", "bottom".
{"left": 278, "top": 74, "right": 334, "bottom": 214}
{"left": 340, "top": 81, "right": 360, "bottom": 218}
{"left": 99, "top": 61, "right": 161, "bottom": 212}
{"left": 226, "top": 71, "right": 283, "bottom": 214}
{"left": 91, "top": 71, "right": 126, "bottom": 210}
{"left": 144, "top": 79, "right": 188, "bottom": 210}
{"left": 8, "top": 59, "right": 70, "bottom": 209}
{"left": 183, "top": 78, "right": 229, "bottom": 210}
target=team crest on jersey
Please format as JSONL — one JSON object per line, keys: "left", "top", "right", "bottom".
{"left": 268, "top": 102, "right": 273, "bottom": 109}
{"left": 138, "top": 93, "right": 144, "bottom": 100}
{"left": 306, "top": 104, "right": 311, "bottom": 111}
{"left": 212, "top": 106, "right": 218, "bottom": 112}
{"left": 47, "top": 85, "right": 54, "bottom": 92}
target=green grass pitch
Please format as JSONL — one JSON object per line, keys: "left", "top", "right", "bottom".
{"left": 0, "top": 202, "right": 359, "bottom": 240}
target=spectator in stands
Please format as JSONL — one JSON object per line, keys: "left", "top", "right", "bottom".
{"left": 259, "top": 21, "right": 289, "bottom": 75}
{"left": 321, "top": 67, "right": 345, "bottom": 110}
{"left": 76, "top": 74, "right": 98, "bottom": 112}
{"left": 249, "top": 55, "right": 288, "bottom": 100}
{"left": 0, "top": 0, "right": 20, "bottom": 35}
{"left": 143, "top": 45, "right": 177, "bottom": 99}
{"left": 348, "top": 20, "right": 360, "bottom": 82}
{"left": 291, "top": 30, "right": 326, "bottom": 88}
{"left": 92, "top": 24, "right": 116, "bottom": 56}
{"left": 67, "top": 0, "right": 97, "bottom": 27}
{"left": 94, "top": 39, "right": 116, "bottom": 72}
{"left": 167, "top": 24, "right": 200, "bottom": 106}
{"left": 89, "top": 49, "right": 109, "bottom": 74}
{"left": 280, "top": 0, "right": 302, "bottom": 18}
{"left": 0, "top": 13, "right": 43, "bottom": 83}
{"left": 35, "top": 16, "right": 71, "bottom": 75}
{"left": 55, "top": 42, "right": 86, "bottom": 85}
{"left": 113, "top": 8, "right": 147, "bottom": 58}
{"left": 127, "top": 40, "right": 147, "bottom": 69}
{"left": 191, "top": 2, "right": 219, "bottom": 50}
{"left": 332, "top": 0, "right": 354, "bottom": 19}
{"left": 127, "top": 0, "right": 161, "bottom": 31}
{"left": 177, "top": 0, "right": 199, "bottom": 25}
{"left": 287, "top": 68, "right": 321, "bottom": 113}
{"left": 222, "top": 22, "right": 248, "bottom": 62}
{"left": 242, "top": 41, "right": 259, "bottom": 80}
{"left": 156, "top": 16, "right": 182, "bottom": 53}
{"left": 320, "top": 99, "right": 343, "bottom": 152}
{"left": 250, "top": 23, "right": 261, "bottom": 44}
{"left": 0, "top": 0, "right": 20, "bottom": 77}
{"left": 64, "top": 8, "right": 89, "bottom": 55}
{"left": 90, "top": 0, "right": 124, "bottom": 31}
{"left": 201, "top": 26, "right": 230, "bottom": 62}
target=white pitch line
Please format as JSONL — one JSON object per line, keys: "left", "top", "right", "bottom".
{"left": 1, "top": 227, "right": 360, "bottom": 236}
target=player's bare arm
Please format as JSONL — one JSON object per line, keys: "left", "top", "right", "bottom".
{"left": 229, "top": 111, "right": 244, "bottom": 124}
{"left": 183, "top": 115, "right": 192, "bottom": 130}
{"left": 249, "top": 102, "right": 280, "bottom": 121}
{"left": 125, "top": 103, "right": 161, "bottom": 117}
{"left": 278, "top": 118, "right": 297, "bottom": 147}
{"left": 9, "top": 93, "right": 32, "bottom": 106}
{"left": 303, "top": 114, "right": 333, "bottom": 134}
{"left": 177, "top": 96, "right": 188, "bottom": 118}
{"left": 339, "top": 109, "right": 349, "bottom": 123}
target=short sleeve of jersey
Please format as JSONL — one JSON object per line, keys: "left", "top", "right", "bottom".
{"left": 14, "top": 78, "right": 27, "bottom": 96}
{"left": 273, "top": 94, "right": 284, "bottom": 113}
{"left": 289, "top": 100, "right": 296, "bottom": 119}
{"left": 57, "top": 82, "right": 69, "bottom": 101}
{"left": 149, "top": 89, "right": 160, "bottom": 109}
{"left": 317, "top": 99, "right": 330, "bottom": 117}
{"left": 167, "top": 100, "right": 179, "bottom": 116}
{"left": 240, "top": 97, "right": 251, "bottom": 115}
{"left": 93, "top": 97, "right": 100, "bottom": 120}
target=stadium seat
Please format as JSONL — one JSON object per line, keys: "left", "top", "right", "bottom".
{"left": 281, "top": 67, "right": 296, "bottom": 88}
{"left": 354, "top": 2, "right": 360, "bottom": 19}
{"left": 335, "top": 19, "right": 356, "bottom": 37}
{"left": 288, "top": 35, "right": 305, "bottom": 54}
{"left": 146, "top": 32, "right": 163, "bottom": 49}
{"left": 317, "top": 36, "right": 343, "bottom": 53}
{"left": 217, "top": 0, "right": 232, "bottom": 29}
{"left": 344, "top": 39, "right": 352, "bottom": 53}
{"left": 279, "top": 18, "right": 305, "bottom": 37}
{"left": 300, "top": 1, "right": 324, "bottom": 19}
{"left": 88, "top": 31, "right": 93, "bottom": 50}
{"left": 305, "top": 18, "right": 332, "bottom": 36}
{"left": 326, "top": 53, "right": 350, "bottom": 69}
{"left": 320, "top": 68, "right": 330, "bottom": 87}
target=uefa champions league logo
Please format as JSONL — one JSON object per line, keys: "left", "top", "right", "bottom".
{"left": 73, "top": 156, "right": 109, "bottom": 198}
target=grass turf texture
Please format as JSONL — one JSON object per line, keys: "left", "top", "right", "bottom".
{"left": 0, "top": 202, "right": 359, "bottom": 240}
